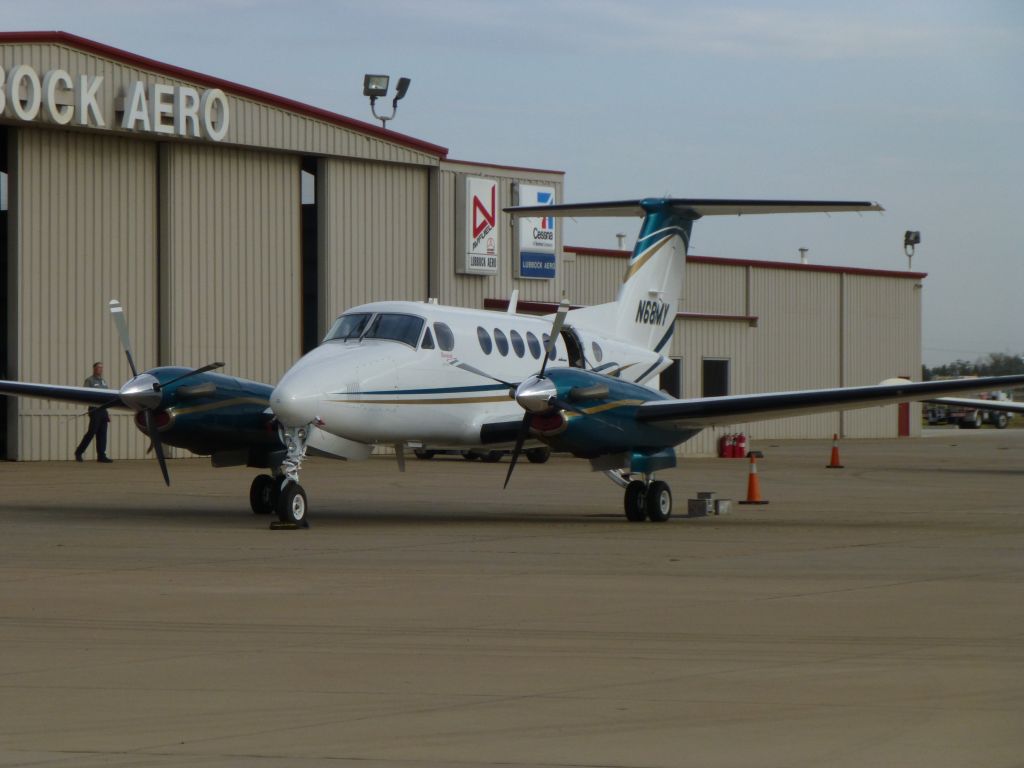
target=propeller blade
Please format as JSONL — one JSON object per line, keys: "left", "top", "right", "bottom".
{"left": 503, "top": 414, "right": 533, "bottom": 489}
{"left": 109, "top": 299, "right": 139, "bottom": 378}
{"left": 539, "top": 299, "right": 570, "bottom": 378}
{"left": 143, "top": 409, "right": 171, "bottom": 486}
{"left": 450, "top": 360, "right": 517, "bottom": 390}
{"left": 155, "top": 362, "right": 226, "bottom": 391}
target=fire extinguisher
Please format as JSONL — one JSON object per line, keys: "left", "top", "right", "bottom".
{"left": 718, "top": 434, "right": 730, "bottom": 458}
{"left": 735, "top": 433, "right": 748, "bottom": 458}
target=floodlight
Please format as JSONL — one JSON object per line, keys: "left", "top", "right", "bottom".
{"left": 362, "top": 74, "right": 390, "bottom": 99}
{"left": 363, "top": 74, "right": 412, "bottom": 129}
{"left": 394, "top": 77, "right": 411, "bottom": 102}
{"left": 904, "top": 230, "right": 921, "bottom": 247}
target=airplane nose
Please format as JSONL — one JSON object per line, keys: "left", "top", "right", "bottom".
{"left": 270, "top": 378, "right": 321, "bottom": 427}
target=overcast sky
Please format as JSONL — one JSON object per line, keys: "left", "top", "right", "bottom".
{"left": 4, "top": 0, "right": 1021, "bottom": 365}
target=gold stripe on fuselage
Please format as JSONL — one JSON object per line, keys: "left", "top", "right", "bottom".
{"left": 169, "top": 397, "right": 269, "bottom": 416}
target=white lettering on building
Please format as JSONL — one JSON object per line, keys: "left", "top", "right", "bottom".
{"left": 0, "top": 63, "right": 229, "bottom": 141}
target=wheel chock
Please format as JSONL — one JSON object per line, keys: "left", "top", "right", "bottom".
{"left": 269, "top": 520, "right": 309, "bottom": 530}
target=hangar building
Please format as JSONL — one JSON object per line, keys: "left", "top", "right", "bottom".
{"left": 0, "top": 32, "right": 923, "bottom": 461}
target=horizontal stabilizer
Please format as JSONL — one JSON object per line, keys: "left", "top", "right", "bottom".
{"left": 506, "top": 198, "right": 883, "bottom": 220}
{"left": 930, "top": 397, "right": 1024, "bottom": 414}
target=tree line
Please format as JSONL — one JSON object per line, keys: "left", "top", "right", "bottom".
{"left": 923, "top": 352, "right": 1024, "bottom": 380}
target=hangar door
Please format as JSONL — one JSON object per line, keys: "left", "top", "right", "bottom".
{"left": 160, "top": 144, "right": 301, "bottom": 386}
{"left": 319, "top": 159, "right": 430, "bottom": 328}
{"left": 9, "top": 129, "right": 157, "bottom": 461}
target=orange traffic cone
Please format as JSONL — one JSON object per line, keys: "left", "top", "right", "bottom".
{"left": 826, "top": 433, "right": 844, "bottom": 469}
{"left": 739, "top": 453, "right": 769, "bottom": 505}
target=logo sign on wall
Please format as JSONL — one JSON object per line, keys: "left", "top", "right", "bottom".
{"left": 455, "top": 176, "right": 499, "bottom": 275}
{"left": 513, "top": 184, "right": 557, "bottom": 279}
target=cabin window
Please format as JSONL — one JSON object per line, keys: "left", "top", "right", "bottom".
{"left": 477, "top": 326, "right": 492, "bottom": 354}
{"left": 421, "top": 328, "right": 435, "bottom": 350}
{"left": 591, "top": 342, "right": 604, "bottom": 363}
{"left": 363, "top": 313, "right": 425, "bottom": 347}
{"left": 434, "top": 322, "right": 455, "bottom": 351}
{"left": 509, "top": 330, "right": 526, "bottom": 358}
{"left": 324, "top": 312, "right": 372, "bottom": 342}
{"left": 526, "top": 332, "right": 542, "bottom": 359}
{"left": 493, "top": 328, "right": 509, "bottom": 356}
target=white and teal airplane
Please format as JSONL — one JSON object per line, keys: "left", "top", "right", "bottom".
{"left": 267, "top": 198, "right": 1024, "bottom": 525}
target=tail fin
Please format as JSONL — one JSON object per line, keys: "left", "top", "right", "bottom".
{"left": 507, "top": 198, "right": 882, "bottom": 352}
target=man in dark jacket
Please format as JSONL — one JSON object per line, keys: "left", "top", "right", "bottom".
{"left": 75, "top": 362, "right": 113, "bottom": 463}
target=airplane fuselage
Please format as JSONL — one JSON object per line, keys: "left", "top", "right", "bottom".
{"left": 271, "top": 301, "right": 667, "bottom": 452}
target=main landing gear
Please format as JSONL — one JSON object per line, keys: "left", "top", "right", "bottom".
{"left": 612, "top": 471, "right": 672, "bottom": 523}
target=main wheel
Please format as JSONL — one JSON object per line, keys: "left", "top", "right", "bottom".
{"left": 276, "top": 481, "right": 308, "bottom": 525}
{"left": 462, "top": 451, "right": 481, "bottom": 461}
{"left": 249, "top": 474, "right": 277, "bottom": 515}
{"left": 645, "top": 481, "right": 672, "bottom": 522}
{"left": 995, "top": 413, "right": 1008, "bottom": 429}
{"left": 624, "top": 480, "right": 646, "bottom": 522}
{"left": 414, "top": 448, "right": 436, "bottom": 459}
{"left": 526, "top": 447, "right": 551, "bottom": 464}
{"left": 480, "top": 451, "right": 503, "bottom": 463}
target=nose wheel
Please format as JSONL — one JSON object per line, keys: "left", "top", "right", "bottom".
{"left": 276, "top": 480, "right": 308, "bottom": 526}
{"left": 249, "top": 474, "right": 278, "bottom": 514}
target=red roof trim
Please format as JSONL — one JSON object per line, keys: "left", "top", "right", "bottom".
{"left": 0, "top": 30, "right": 449, "bottom": 158}
{"left": 444, "top": 157, "right": 565, "bottom": 176}
{"left": 563, "top": 245, "right": 928, "bottom": 280}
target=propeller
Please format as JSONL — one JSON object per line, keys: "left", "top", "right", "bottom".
{"left": 100, "top": 299, "right": 225, "bottom": 485}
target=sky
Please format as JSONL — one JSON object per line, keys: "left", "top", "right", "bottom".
{"left": 3, "top": 0, "right": 1021, "bottom": 366}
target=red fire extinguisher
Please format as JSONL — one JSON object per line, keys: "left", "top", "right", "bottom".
{"left": 718, "top": 434, "right": 730, "bottom": 458}
{"left": 734, "top": 433, "right": 748, "bottom": 458}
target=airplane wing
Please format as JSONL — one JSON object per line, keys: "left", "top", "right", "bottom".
{"left": 0, "top": 380, "right": 125, "bottom": 408}
{"left": 928, "top": 396, "right": 1024, "bottom": 414}
{"left": 635, "top": 375, "right": 1024, "bottom": 428}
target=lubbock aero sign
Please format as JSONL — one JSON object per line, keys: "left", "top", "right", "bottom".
{"left": 0, "top": 63, "right": 230, "bottom": 141}
{"left": 514, "top": 183, "right": 556, "bottom": 279}
{"left": 456, "top": 176, "right": 498, "bottom": 275}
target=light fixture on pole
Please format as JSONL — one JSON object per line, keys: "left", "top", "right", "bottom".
{"left": 904, "top": 230, "right": 920, "bottom": 270}
{"left": 362, "top": 74, "right": 411, "bottom": 129}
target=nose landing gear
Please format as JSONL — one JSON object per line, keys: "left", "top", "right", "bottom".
{"left": 620, "top": 473, "right": 673, "bottom": 523}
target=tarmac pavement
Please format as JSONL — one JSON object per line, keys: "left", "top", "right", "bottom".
{"left": 1, "top": 430, "right": 1022, "bottom": 767}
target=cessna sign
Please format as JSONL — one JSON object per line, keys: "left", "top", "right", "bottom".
{"left": 456, "top": 176, "right": 499, "bottom": 275}
{"left": 513, "top": 183, "right": 557, "bottom": 279}
{"left": 0, "top": 64, "right": 230, "bottom": 141}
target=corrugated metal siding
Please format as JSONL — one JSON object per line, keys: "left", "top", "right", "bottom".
{"left": 320, "top": 159, "right": 429, "bottom": 323}
{"left": 0, "top": 42, "right": 438, "bottom": 166}
{"left": 161, "top": 143, "right": 300, "bottom": 386}
{"left": 682, "top": 262, "right": 746, "bottom": 315}
{"left": 437, "top": 165, "right": 565, "bottom": 309}
{"left": 13, "top": 129, "right": 157, "bottom": 460}
{"left": 842, "top": 274, "right": 923, "bottom": 437}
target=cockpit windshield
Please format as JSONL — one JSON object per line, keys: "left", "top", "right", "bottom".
{"left": 364, "top": 313, "right": 425, "bottom": 347}
{"left": 324, "top": 312, "right": 425, "bottom": 347}
{"left": 324, "top": 313, "right": 372, "bottom": 342}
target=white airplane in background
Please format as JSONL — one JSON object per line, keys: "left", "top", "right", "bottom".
{"left": 267, "top": 197, "right": 1024, "bottom": 526}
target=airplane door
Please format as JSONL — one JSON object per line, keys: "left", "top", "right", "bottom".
{"left": 561, "top": 327, "right": 586, "bottom": 369}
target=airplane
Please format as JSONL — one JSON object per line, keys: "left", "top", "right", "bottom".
{"left": 267, "top": 197, "right": 1024, "bottom": 525}
{"left": 0, "top": 300, "right": 286, "bottom": 510}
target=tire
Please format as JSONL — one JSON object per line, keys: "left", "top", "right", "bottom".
{"left": 413, "top": 449, "right": 436, "bottom": 460}
{"left": 995, "top": 413, "right": 1008, "bottom": 429}
{"left": 526, "top": 447, "right": 551, "bottom": 464}
{"left": 276, "top": 482, "right": 308, "bottom": 524}
{"left": 645, "top": 481, "right": 672, "bottom": 522}
{"left": 624, "top": 480, "right": 646, "bottom": 522}
{"left": 249, "top": 474, "right": 277, "bottom": 515}
{"left": 480, "top": 451, "right": 503, "bottom": 463}
{"left": 462, "top": 451, "right": 480, "bottom": 461}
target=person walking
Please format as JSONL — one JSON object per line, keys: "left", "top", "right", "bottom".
{"left": 75, "top": 361, "right": 113, "bottom": 463}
